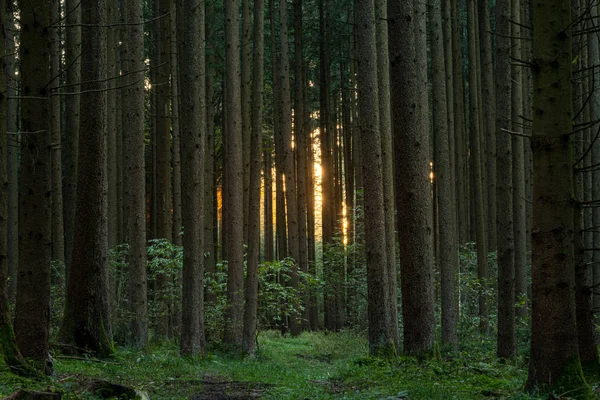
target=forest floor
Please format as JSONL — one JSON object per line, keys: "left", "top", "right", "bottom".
{"left": 0, "top": 330, "right": 591, "bottom": 399}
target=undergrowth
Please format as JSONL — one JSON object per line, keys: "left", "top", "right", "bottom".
{"left": 0, "top": 330, "right": 578, "bottom": 399}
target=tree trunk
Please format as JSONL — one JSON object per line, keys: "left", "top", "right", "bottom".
{"left": 223, "top": 0, "right": 244, "bottom": 348}
{"left": 431, "top": 0, "right": 458, "bottom": 348}
{"left": 356, "top": 0, "right": 395, "bottom": 357}
{"left": 527, "top": 0, "right": 589, "bottom": 392}
{"left": 389, "top": 0, "right": 435, "bottom": 356}
{"left": 495, "top": 0, "right": 515, "bottom": 359}
{"left": 264, "top": 148, "right": 274, "bottom": 262}
{"left": 123, "top": 0, "right": 148, "bottom": 349}
{"left": 511, "top": 0, "right": 528, "bottom": 320}
{"left": 171, "top": 0, "right": 182, "bottom": 245}
{"left": 59, "top": 0, "right": 112, "bottom": 356}
{"left": 5, "top": 0, "right": 18, "bottom": 303}
{"left": 178, "top": 0, "right": 206, "bottom": 357}
{"left": 242, "top": 0, "right": 264, "bottom": 356}
{"left": 14, "top": 0, "right": 52, "bottom": 372}
{"left": 478, "top": 0, "right": 496, "bottom": 252}
{"left": 62, "top": 0, "right": 81, "bottom": 279}
{"left": 241, "top": 0, "right": 252, "bottom": 246}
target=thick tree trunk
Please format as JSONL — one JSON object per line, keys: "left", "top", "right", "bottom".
{"left": 389, "top": 0, "right": 435, "bottom": 356}
{"left": 178, "top": 0, "right": 206, "bottom": 356}
{"left": 59, "top": 0, "right": 112, "bottom": 356}
{"left": 242, "top": 0, "right": 264, "bottom": 356}
{"left": 14, "top": 0, "right": 52, "bottom": 372}
{"left": 223, "top": 0, "right": 245, "bottom": 348}
{"left": 527, "top": 0, "right": 589, "bottom": 393}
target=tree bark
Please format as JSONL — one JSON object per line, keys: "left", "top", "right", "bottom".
{"left": 495, "top": 0, "right": 515, "bottom": 359}
{"left": 241, "top": 0, "right": 252, "bottom": 246}
{"left": 59, "top": 0, "right": 112, "bottom": 356}
{"left": 389, "top": 0, "right": 435, "bottom": 356}
{"left": 431, "top": 0, "right": 458, "bottom": 347}
{"left": 178, "top": 0, "right": 206, "bottom": 357}
{"left": 171, "top": 0, "right": 182, "bottom": 245}
{"left": 527, "top": 0, "right": 589, "bottom": 392}
{"left": 223, "top": 0, "right": 245, "bottom": 348}
{"left": 242, "top": 0, "right": 264, "bottom": 356}
{"left": 14, "top": 0, "right": 52, "bottom": 372}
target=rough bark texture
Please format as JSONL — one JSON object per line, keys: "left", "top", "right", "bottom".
{"left": 223, "top": 0, "right": 245, "bottom": 348}
{"left": 170, "top": 0, "right": 182, "bottom": 245}
{"left": 0, "top": 0, "right": 31, "bottom": 374}
{"left": 107, "top": 0, "right": 118, "bottom": 249}
{"left": 431, "top": 0, "right": 458, "bottom": 347}
{"left": 375, "top": 0, "right": 399, "bottom": 350}
{"left": 125, "top": 0, "right": 148, "bottom": 349}
{"left": 355, "top": 0, "right": 395, "bottom": 357}
{"left": 478, "top": 0, "right": 496, "bottom": 252}
{"left": 14, "top": 0, "right": 52, "bottom": 372}
{"left": 527, "top": 0, "right": 589, "bottom": 393}
{"left": 62, "top": 0, "right": 81, "bottom": 277}
{"left": 451, "top": 0, "right": 468, "bottom": 244}
{"left": 511, "top": 0, "right": 528, "bottom": 320}
{"left": 5, "top": 0, "right": 17, "bottom": 302}
{"left": 294, "top": 0, "right": 310, "bottom": 331}
{"left": 50, "top": 0, "right": 64, "bottom": 263}
{"left": 59, "top": 0, "right": 112, "bottom": 356}
{"left": 178, "top": 0, "right": 206, "bottom": 357}
{"left": 242, "top": 0, "right": 264, "bottom": 356}
{"left": 495, "top": 0, "right": 515, "bottom": 359}
{"left": 590, "top": 0, "right": 600, "bottom": 322}
{"left": 389, "top": 0, "right": 435, "bottom": 356}
{"left": 241, "top": 0, "right": 252, "bottom": 245}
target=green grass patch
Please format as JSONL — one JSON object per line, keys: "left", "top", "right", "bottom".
{"left": 0, "top": 331, "right": 595, "bottom": 399}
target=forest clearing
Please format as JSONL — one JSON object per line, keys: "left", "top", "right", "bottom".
{"left": 2, "top": 0, "right": 600, "bottom": 397}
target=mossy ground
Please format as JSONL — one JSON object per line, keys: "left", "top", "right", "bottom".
{"left": 0, "top": 331, "right": 598, "bottom": 399}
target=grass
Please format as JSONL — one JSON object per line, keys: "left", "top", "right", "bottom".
{"left": 0, "top": 331, "right": 590, "bottom": 399}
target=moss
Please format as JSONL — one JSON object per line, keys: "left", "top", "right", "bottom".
{"left": 543, "top": 356, "right": 593, "bottom": 399}
{"left": 0, "top": 323, "right": 39, "bottom": 377}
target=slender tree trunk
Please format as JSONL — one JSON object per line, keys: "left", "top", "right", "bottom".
{"left": 59, "top": 0, "right": 112, "bottom": 356}
{"left": 452, "top": 0, "right": 468, "bottom": 244}
{"left": 264, "top": 148, "right": 274, "bottom": 262}
{"left": 431, "top": 0, "right": 458, "bottom": 347}
{"left": 50, "top": 0, "right": 64, "bottom": 264}
{"left": 527, "top": 0, "right": 589, "bottom": 393}
{"left": 123, "top": 0, "right": 149, "bottom": 349}
{"left": 389, "top": 0, "right": 435, "bottom": 356}
{"left": 355, "top": 0, "right": 395, "bottom": 357}
{"left": 466, "top": 0, "right": 489, "bottom": 335}
{"left": 223, "top": 0, "right": 245, "bottom": 348}
{"left": 178, "top": 0, "right": 206, "bottom": 357}
{"left": 107, "top": 0, "right": 118, "bottom": 250}
{"left": 305, "top": 77, "right": 318, "bottom": 329}
{"left": 14, "top": 0, "right": 52, "bottom": 373}
{"left": 294, "top": 0, "right": 310, "bottom": 332}
{"left": 478, "top": 0, "right": 496, "bottom": 252}
{"left": 242, "top": 0, "right": 265, "bottom": 356}
{"left": 5, "top": 0, "right": 18, "bottom": 303}
{"left": 120, "top": 0, "right": 130, "bottom": 246}
{"left": 242, "top": 0, "right": 252, "bottom": 246}
{"left": 495, "top": 0, "right": 515, "bottom": 359}
{"left": 62, "top": 0, "right": 81, "bottom": 278}
{"left": 171, "top": 0, "right": 182, "bottom": 245}
{"left": 511, "top": 0, "right": 528, "bottom": 320}
{"left": 375, "top": 0, "right": 399, "bottom": 350}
